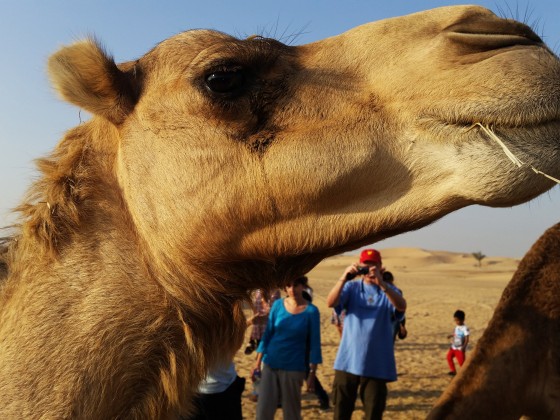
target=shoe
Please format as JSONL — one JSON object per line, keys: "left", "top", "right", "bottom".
{"left": 447, "top": 371, "right": 456, "bottom": 376}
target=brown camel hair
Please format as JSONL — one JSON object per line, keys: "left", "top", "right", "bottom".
{"left": 428, "top": 222, "right": 560, "bottom": 419}
{"left": 1, "top": 5, "right": 559, "bottom": 418}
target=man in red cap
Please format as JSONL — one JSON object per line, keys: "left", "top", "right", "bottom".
{"left": 327, "top": 249, "right": 406, "bottom": 420}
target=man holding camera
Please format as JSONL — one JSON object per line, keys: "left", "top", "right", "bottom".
{"left": 326, "top": 249, "right": 407, "bottom": 420}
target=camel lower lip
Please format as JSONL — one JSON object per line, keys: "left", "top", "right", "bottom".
{"left": 421, "top": 115, "right": 560, "bottom": 133}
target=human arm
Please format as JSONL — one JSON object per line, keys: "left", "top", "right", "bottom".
{"left": 371, "top": 267, "right": 407, "bottom": 312}
{"left": 308, "top": 306, "right": 322, "bottom": 365}
{"left": 251, "top": 351, "right": 264, "bottom": 378}
{"left": 251, "top": 300, "right": 278, "bottom": 376}
{"left": 306, "top": 363, "right": 318, "bottom": 392}
{"left": 461, "top": 335, "right": 469, "bottom": 352}
{"left": 461, "top": 328, "right": 470, "bottom": 351}
{"left": 326, "top": 264, "right": 358, "bottom": 307}
{"left": 306, "top": 306, "right": 322, "bottom": 392}
{"left": 383, "top": 285, "right": 407, "bottom": 312}
{"left": 246, "top": 313, "right": 268, "bottom": 326}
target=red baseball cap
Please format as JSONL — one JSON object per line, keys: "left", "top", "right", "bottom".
{"left": 359, "top": 249, "right": 382, "bottom": 264}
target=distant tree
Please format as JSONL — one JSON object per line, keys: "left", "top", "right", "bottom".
{"left": 472, "top": 251, "right": 486, "bottom": 268}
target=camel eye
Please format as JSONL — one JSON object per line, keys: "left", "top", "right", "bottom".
{"left": 205, "top": 68, "right": 246, "bottom": 95}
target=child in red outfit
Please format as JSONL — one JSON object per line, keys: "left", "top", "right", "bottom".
{"left": 446, "top": 309, "right": 469, "bottom": 376}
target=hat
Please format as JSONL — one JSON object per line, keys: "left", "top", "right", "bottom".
{"left": 359, "top": 249, "right": 382, "bottom": 264}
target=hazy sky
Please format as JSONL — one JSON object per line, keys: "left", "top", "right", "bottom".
{"left": 1, "top": 0, "right": 559, "bottom": 258}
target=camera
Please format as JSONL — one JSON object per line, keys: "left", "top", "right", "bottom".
{"left": 346, "top": 265, "right": 370, "bottom": 280}
{"left": 356, "top": 266, "right": 370, "bottom": 275}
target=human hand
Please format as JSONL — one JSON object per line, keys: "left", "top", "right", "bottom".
{"left": 306, "top": 373, "right": 316, "bottom": 393}
{"left": 369, "top": 266, "right": 386, "bottom": 288}
{"left": 341, "top": 264, "right": 361, "bottom": 281}
{"left": 250, "top": 365, "right": 261, "bottom": 381}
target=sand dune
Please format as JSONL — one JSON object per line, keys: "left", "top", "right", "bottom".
{"left": 234, "top": 248, "right": 519, "bottom": 419}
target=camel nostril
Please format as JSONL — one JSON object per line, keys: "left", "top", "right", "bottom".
{"left": 445, "top": 14, "right": 543, "bottom": 51}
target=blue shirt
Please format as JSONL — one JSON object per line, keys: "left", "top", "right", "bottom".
{"left": 257, "top": 298, "right": 322, "bottom": 371}
{"left": 333, "top": 279, "right": 403, "bottom": 381}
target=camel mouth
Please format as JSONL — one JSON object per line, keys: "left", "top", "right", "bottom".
{"left": 475, "top": 124, "right": 560, "bottom": 185}
{"left": 422, "top": 109, "right": 560, "bottom": 132}
{"left": 426, "top": 115, "right": 560, "bottom": 149}
{"left": 419, "top": 115, "right": 560, "bottom": 185}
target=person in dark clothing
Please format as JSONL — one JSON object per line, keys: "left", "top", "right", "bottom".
{"left": 187, "top": 362, "right": 245, "bottom": 420}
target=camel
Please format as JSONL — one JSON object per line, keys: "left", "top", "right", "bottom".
{"left": 0, "top": 5, "right": 559, "bottom": 418}
{"left": 427, "top": 222, "right": 560, "bottom": 419}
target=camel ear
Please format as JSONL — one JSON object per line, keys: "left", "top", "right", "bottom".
{"left": 47, "top": 38, "right": 141, "bottom": 125}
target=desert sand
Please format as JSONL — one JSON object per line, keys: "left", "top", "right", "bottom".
{"left": 234, "top": 247, "right": 520, "bottom": 419}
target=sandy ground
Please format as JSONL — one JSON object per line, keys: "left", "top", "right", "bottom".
{"left": 233, "top": 247, "right": 519, "bottom": 419}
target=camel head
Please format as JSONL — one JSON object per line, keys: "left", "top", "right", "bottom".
{"left": 47, "top": 5, "right": 560, "bottom": 292}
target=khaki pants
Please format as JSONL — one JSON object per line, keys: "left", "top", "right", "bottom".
{"left": 332, "top": 370, "right": 387, "bottom": 420}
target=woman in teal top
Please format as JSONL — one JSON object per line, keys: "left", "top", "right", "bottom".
{"left": 252, "top": 276, "right": 322, "bottom": 420}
